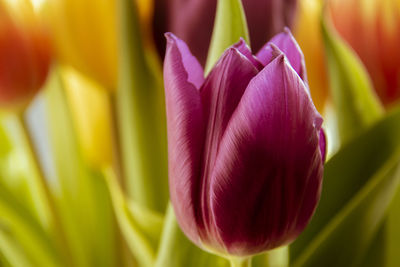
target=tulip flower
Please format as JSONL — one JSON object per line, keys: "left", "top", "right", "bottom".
{"left": 329, "top": 0, "right": 400, "bottom": 106}
{"left": 156, "top": 0, "right": 297, "bottom": 66}
{"left": 0, "top": 0, "right": 51, "bottom": 110}
{"left": 164, "top": 29, "right": 325, "bottom": 257}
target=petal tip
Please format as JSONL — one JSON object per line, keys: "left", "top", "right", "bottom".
{"left": 225, "top": 47, "right": 243, "bottom": 59}
{"left": 163, "top": 31, "right": 204, "bottom": 89}
{"left": 283, "top": 27, "right": 293, "bottom": 36}
{"left": 165, "top": 32, "right": 179, "bottom": 44}
{"left": 269, "top": 43, "right": 284, "bottom": 56}
{"left": 164, "top": 32, "right": 173, "bottom": 40}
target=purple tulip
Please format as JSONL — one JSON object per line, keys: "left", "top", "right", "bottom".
{"left": 163, "top": 29, "right": 325, "bottom": 256}
{"left": 155, "top": 0, "right": 297, "bottom": 65}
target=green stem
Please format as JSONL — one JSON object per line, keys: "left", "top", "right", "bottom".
{"left": 155, "top": 204, "right": 227, "bottom": 267}
{"left": 16, "top": 112, "right": 71, "bottom": 266}
{"left": 252, "top": 246, "right": 289, "bottom": 267}
{"left": 230, "top": 257, "right": 252, "bottom": 267}
{"left": 154, "top": 204, "right": 177, "bottom": 267}
{"left": 263, "top": 246, "right": 289, "bottom": 267}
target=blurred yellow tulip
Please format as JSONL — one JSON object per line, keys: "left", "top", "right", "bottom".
{"left": 0, "top": 0, "right": 51, "bottom": 110}
{"left": 61, "top": 66, "right": 113, "bottom": 168}
{"left": 293, "top": 0, "right": 329, "bottom": 112}
{"left": 329, "top": 0, "right": 400, "bottom": 107}
{"left": 45, "top": 0, "right": 154, "bottom": 91}
{"left": 44, "top": 0, "right": 154, "bottom": 168}
{"left": 45, "top": 0, "right": 117, "bottom": 90}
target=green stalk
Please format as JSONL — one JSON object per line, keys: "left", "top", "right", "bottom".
{"left": 321, "top": 17, "right": 383, "bottom": 145}
{"left": 0, "top": 179, "right": 60, "bottom": 267}
{"left": 229, "top": 257, "right": 251, "bottom": 267}
{"left": 155, "top": 204, "right": 229, "bottom": 267}
{"left": 253, "top": 246, "right": 289, "bottom": 267}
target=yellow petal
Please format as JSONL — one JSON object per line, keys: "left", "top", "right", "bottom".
{"left": 45, "top": 0, "right": 117, "bottom": 90}
{"left": 61, "top": 66, "right": 113, "bottom": 168}
{"left": 44, "top": 0, "right": 154, "bottom": 91}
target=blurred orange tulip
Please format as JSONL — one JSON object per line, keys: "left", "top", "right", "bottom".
{"left": 330, "top": 0, "right": 400, "bottom": 107}
{"left": 0, "top": 0, "right": 51, "bottom": 110}
{"left": 293, "top": 0, "right": 329, "bottom": 112}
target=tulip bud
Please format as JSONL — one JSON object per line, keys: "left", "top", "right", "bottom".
{"left": 164, "top": 30, "right": 325, "bottom": 256}
{"left": 329, "top": 0, "right": 400, "bottom": 106}
{"left": 157, "top": 0, "right": 297, "bottom": 66}
{"left": 0, "top": 0, "right": 51, "bottom": 110}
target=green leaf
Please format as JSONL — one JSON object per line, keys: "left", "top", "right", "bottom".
{"left": 205, "top": 0, "right": 249, "bottom": 74}
{"left": 385, "top": 184, "right": 400, "bottom": 266}
{"left": 0, "top": 180, "right": 60, "bottom": 267}
{"left": 321, "top": 16, "right": 400, "bottom": 267}
{"left": 357, "top": 187, "right": 400, "bottom": 267}
{"left": 321, "top": 18, "right": 383, "bottom": 145}
{"left": 46, "top": 70, "right": 91, "bottom": 267}
{"left": 0, "top": 122, "right": 12, "bottom": 157}
{"left": 0, "top": 228, "right": 32, "bottom": 267}
{"left": 357, "top": 223, "right": 386, "bottom": 267}
{"left": 128, "top": 200, "right": 164, "bottom": 248}
{"left": 0, "top": 116, "right": 50, "bottom": 227}
{"left": 104, "top": 168, "right": 161, "bottom": 267}
{"left": 155, "top": 204, "right": 229, "bottom": 267}
{"left": 117, "top": 0, "right": 168, "bottom": 213}
{"left": 291, "top": 107, "right": 400, "bottom": 267}
{"left": 45, "top": 70, "right": 118, "bottom": 267}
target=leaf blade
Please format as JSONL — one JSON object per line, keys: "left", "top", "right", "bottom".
{"left": 205, "top": 0, "right": 249, "bottom": 74}
{"left": 291, "top": 107, "right": 400, "bottom": 266}
{"left": 321, "top": 18, "right": 383, "bottom": 145}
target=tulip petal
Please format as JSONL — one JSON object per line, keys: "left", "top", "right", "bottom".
{"left": 165, "top": 33, "right": 205, "bottom": 89}
{"left": 233, "top": 38, "right": 264, "bottom": 70}
{"left": 198, "top": 47, "right": 258, "bottom": 247}
{"left": 210, "top": 54, "right": 323, "bottom": 256}
{"left": 319, "top": 129, "right": 326, "bottom": 163}
{"left": 163, "top": 33, "right": 206, "bottom": 243}
{"left": 257, "top": 28, "right": 307, "bottom": 82}
{"left": 200, "top": 48, "right": 259, "bottom": 162}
